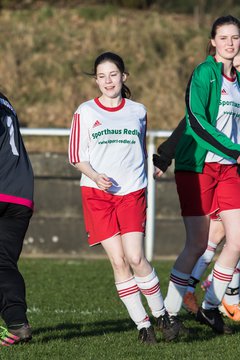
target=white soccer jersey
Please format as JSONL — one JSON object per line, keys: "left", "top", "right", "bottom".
{"left": 205, "top": 74, "right": 240, "bottom": 164}
{"left": 69, "top": 97, "right": 148, "bottom": 195}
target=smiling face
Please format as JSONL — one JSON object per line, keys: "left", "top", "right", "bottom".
{"left": 211, "top": 24, "right": 240, "bottom": 62}
{"left": 95, "top": 61, "right": 127, "bottom": 100}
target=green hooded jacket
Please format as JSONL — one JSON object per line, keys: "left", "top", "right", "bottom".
{"left": 175, "top": 55, "right": 240, "bottom": 172}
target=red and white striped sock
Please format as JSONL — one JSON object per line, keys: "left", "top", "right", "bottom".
{"left": 116, "top": 276, "right": 151, "bottom": 330}
{"left": 135, "top": 268, "right": 165, "bottom": 318}
{"left": 164, "top": 268, "right": 190, "bottom": 316}
{"left": 203, "top": 262, "right": 234, "bottom": 309}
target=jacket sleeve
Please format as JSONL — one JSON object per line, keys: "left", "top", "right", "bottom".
{"left": 153, "top": 117, "right": 186, "bottom": 172}
{"left": 186, "top": 66, "right": 240, "bottom": 160}
{"left": 157, "top": 117, "right": 186, "bottom": 159}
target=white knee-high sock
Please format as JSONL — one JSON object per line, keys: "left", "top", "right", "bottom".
{"left": 135, "top": 268, "right": 165, "bottom": 318}
{"left": 115, "top": 276, "right": 151, "bottom": 330}
{"left": 186, "top": 241, "right": 217, "bottom": 293}
{"left": 223, "top": 260, "right": 240, "bottom": 305}
{"left": 203, "top": 262, "right": 234, "bottom": 309}
{"left": 164, "top": 268, "right": 190, "bottom": 316}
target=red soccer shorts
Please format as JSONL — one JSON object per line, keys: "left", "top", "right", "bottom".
{"left": 81, "top": 187, "right": 147, "bottom": 246}
{"left": 175, "top": 163, "right": 240, "bottom": 217}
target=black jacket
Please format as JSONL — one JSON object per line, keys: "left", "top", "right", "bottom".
{"left": 0, "top": 93, "right": 34, "bottom": 208}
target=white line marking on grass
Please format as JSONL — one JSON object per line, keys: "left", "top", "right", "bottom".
{"left": 27, "top": 306, "right": 125, "bottom": 316}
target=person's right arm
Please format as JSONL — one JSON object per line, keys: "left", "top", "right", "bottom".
{"left": 74, "top": 161, "right": 112, "bottom": 191}
{"left": 68, "top": 111, "right": 112, "bottom": 191}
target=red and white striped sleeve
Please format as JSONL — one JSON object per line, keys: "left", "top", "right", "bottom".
{"left": 68, "top": 111, "right": 90, "bottom": 165}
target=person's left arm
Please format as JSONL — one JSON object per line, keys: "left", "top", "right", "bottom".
{"left": 153, "top": 117, "right": 186, "bottom": 176}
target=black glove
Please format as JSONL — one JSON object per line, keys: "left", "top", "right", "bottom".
{"left": 153, "top": 153, "right": 172, "bottom": 173}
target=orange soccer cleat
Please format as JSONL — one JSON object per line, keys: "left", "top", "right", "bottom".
{"left": 219, "top": 299, "right": 240, "bottom": 321}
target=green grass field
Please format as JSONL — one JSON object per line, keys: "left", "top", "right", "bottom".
{"left": 1, "top": 259, "right": 240, "bottom": 360}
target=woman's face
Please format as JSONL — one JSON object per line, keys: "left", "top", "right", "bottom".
{"left": 211, "top": 24, "right": 240, "bottom": 62}
{"left": 95, "top": 61, "right": 126, "bottom": 99}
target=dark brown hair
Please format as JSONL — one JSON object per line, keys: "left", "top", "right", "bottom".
{"left": 207, "top": 15, "right": 240, "bottom": 55}
{"left": 93, "top": 52, "right": 131, "bottom": 99}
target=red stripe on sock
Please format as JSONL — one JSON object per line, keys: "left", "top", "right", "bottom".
{"left": 213, "top": 269, "right": 232, "bottom": 282}
{"left": 207, "top": 245, "right": 216, "bottom": 252}
{"left": 140, "top": 283, "right": 160, "bottom": 295}
{"left": 118, "top": 285, "right": 139, "bottom": 298}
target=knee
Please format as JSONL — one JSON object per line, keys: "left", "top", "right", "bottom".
{"left": 127, "top": 254, "right": 145, "bottom": 269}
{"left": 111, "top": 256, "right": 129, "bottom": 273}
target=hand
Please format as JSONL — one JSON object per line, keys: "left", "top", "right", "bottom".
{"left": 153, "top": 166, "right": 163, "bottom": 179}
{"left": 152, "top": 153, "right": 171, "bottom": 173}
{"left": 237, "top": 164, "right": 240, "bottom": 176}
{"left": 94, "top": 173, "right": 112, "bottom": 191}
{"left": 236, "top": 156, "right": 240, "bottom": 176}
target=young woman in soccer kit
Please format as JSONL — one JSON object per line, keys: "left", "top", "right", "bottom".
{"left": 154, "top": 15, "right": 240, "bottom": 337}
{"left": 68, "top": 52, "right": 178, "bottom": 344}
{"left": 0, "top": 93, "right": 34, "bottom": 346}
{"left": 154, "top": 50, "right": 240, "bottom": 321}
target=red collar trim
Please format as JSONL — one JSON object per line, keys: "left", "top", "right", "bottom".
{"left": 94, "top": 97, "right": 125, "bottom": 112}
{"left": 222, "top": 72, "right": 236, "bottom": 82}
{"left": 214, "top": 56, "right": 236, "bottom": 82}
